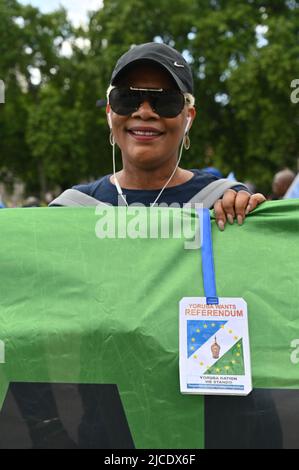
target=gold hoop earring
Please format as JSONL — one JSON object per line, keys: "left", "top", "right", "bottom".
{"left": 109, "top": 131, "right": 115, "bottom": 146}
{"left": 183, "top": 133, "right": 190, "bottom": 150}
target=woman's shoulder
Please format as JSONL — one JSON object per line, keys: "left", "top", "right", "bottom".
{"left": 187, "top": 169, "right": 220, "bottom": 186}
{"left": 191, "top": 169, "right": 219, "bottom": 179}
{"left": 72, "top": 176, "right": 109, "bottom": 197}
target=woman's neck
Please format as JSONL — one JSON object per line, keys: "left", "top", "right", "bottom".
{"left": 111, "top": 166, "right": 194, "bottom": 190}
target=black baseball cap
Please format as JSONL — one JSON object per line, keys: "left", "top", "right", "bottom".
{"left": 110, "top": 42, "right": 194, "bottom": 94}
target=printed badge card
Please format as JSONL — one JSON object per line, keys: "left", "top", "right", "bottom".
{"left": 179, "top": 297, "right": 252, "bottom": 396}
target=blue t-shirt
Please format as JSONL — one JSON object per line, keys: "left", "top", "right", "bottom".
{"left": 73, "top": 169, "right": 248, "bottom": 207}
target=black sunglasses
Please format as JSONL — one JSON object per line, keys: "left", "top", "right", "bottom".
{"left": 108, "top": 86, "right": 187, "bottom": 118}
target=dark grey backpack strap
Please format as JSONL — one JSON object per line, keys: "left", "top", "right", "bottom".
{"left": 49, "top": 189, "right": 108, "bottom": 207}
{"left": 49, "top": 179, "right": 246, "bottom": 208}
{"left": 187, "top": 179, "right": 246, "bottom": 208}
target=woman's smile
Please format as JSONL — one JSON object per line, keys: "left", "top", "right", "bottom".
{"left": 126, "top": 125, "right": 165, "bottom": 142}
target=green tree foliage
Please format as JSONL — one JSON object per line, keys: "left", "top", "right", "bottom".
{"left": 0, "top": 0, "right": 74, "bottom": 192}
{"left": 0, "top": 0, "right": 298, "bottom": 196}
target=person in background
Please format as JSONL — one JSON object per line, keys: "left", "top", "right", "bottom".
{"left": 22, "top": 196, "right": 40, "bottom": 208}
{"left": 270, "top": 169, "right": 296, "bottom": 200}
{"left": 0, "top": 192, "right": 6, "bottom": 208}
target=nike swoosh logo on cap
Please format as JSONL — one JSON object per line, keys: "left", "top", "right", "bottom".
{"left": 174, "top": 61, "right": 184, "bottom": 68}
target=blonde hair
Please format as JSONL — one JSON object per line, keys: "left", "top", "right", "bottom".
{"left": 184, "top": 92, "right": 195, "bottom": 108}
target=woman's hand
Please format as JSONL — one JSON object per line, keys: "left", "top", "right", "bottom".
{"left": 214, "top": 189, "right": 266, "bottom": 231}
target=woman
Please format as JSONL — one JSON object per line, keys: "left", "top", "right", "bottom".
{"left": 51, "top": 42, "right": 265, "bottom": 230}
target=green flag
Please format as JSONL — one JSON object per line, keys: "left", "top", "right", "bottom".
{"left": 0, "top": 200, "right": 299, "bottom": 448}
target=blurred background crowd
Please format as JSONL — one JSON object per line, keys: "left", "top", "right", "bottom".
{"left": 0, "top": 0, "right": 298, "bottom": 208}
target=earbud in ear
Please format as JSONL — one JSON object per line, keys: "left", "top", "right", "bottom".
{"left": 185, "top": 116, "right": 191, "bottom": 134}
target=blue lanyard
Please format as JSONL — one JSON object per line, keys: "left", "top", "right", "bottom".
{"left": 197, "top": 208, "right": 219, "bottom": 305}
